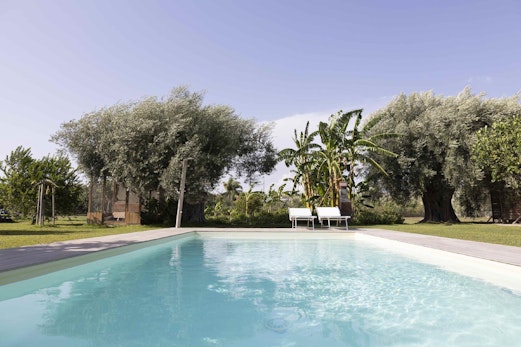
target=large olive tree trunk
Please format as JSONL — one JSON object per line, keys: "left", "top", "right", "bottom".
{"left": 421, "top": 179, "right": 460, "bottom": 223}
{"left": 183, "top": 202, "right": 206, "bottom": 224}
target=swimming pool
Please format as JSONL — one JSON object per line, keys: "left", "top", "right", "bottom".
{"left": 1, "top": 232, "right": 520, "bottom": 346}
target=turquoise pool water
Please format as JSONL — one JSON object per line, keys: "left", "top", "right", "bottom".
{"left": 1, "top": 233, "right": 520, "bottom": 346}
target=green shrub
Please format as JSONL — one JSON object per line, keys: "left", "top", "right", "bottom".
{"left": 352, "top": 207, "right": 404, "bottom": 225}
{"left": 205, "top": 211, "right": 289, "bottom": 227}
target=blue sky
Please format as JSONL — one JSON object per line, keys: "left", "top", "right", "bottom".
{"left": 1, "top": 0, "right": 520, "bottom": 188}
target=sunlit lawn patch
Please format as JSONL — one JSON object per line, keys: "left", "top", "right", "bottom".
{"left": 1, "top": 216, "right": 520, "bottom": 249}
{"left": 0, "top": 216, "right": 162, "bottom": 249}
{"left": 369, "top": 222, "right": 521, "bottom": 247}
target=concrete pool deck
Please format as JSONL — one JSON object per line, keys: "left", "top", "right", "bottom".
{"left": 1, "top": 227, "right": 520, "bottom": 278}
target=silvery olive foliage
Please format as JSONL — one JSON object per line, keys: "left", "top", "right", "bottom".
{"left": 366, "top": 87, "right": 521, "bottom": 221}
{"left": 51, "top": 87, "right": 277, "bottom": 206}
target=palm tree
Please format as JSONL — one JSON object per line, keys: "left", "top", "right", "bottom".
{"left": 340, "top": 110, "right": 398, "bottom": 200}
{"left": 223, "top": 177, "right": 242, "bottom": 205}
{"left": 278, "top": 122, "right": 320, "bottom": 207}
{"left": 281, "top": 109, "right": 398, "bottom": 208}
{"left": 265, "top": 183, "right": 287, "bottom": 213}
{"left": 314, "top": 118, "right": 344, "bottom": 206}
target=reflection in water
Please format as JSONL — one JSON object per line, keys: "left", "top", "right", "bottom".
{"left": 35, "top": 240, "right": 263, "bottom": 346}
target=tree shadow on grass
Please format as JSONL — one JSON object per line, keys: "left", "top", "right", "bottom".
{"left": 0, "top": 230, "right": 79, "bottom": 236}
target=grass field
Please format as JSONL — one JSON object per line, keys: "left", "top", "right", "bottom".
{"left": 370, "top": 218, "right": 521, "bottom": 247}
{"left": 0, "top": 216, "right": 520, "bottom": 249}
{"left": 0, "top": 216, "right": 162, "bottom": 249}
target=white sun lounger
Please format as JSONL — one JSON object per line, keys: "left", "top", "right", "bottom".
{"left": 316, "top": 207, "right": 350, "bottom": 230}
{"left": 288, "top": 208, "right": 316, "bottom": 230}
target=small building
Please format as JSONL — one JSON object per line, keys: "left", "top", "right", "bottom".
{"left": 87, "top": 178, "right": 141, "bottom": 225}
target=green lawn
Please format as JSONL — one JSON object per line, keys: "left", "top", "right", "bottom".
{"left": 1, "top": 216, "right": 520, "bottom": 250}
{"left": 0, "top": 217, "right": 162, "bottom": 249}
{"left": 368, "top": 221, "right": 521, "bottom": 247}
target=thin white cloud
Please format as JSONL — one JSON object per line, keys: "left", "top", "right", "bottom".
{"left": 269, "top": 111, "right": 331, "bottom": 151}
{"left": 467, "top": 75, "right": 493, "bottom": 84}
{"left": 258, "top": 111, "right": 330, "bottom": 191}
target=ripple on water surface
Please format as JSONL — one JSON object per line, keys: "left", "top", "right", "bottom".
{"left": 0, "top": 235, "right": 520, "bottom": 347}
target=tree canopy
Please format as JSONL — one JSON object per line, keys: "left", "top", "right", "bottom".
{"left": 279, "top": 109, "right": 396, "bottom": 208}
{"left": 366, "top": 88, "right": 521, "bottom": 222}
{"left": 472, "top": 115, "right": 521, "bottom": 189}
{"left": 51, "top": 87, "right": 277, "bottom": 223}
{"left": 0, "top": 146, "right": 83, "bottom": 218}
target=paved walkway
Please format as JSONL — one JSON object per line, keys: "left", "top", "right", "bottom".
{"left": 357, "top": 228, "right": 521, "bottom": 267}
{"left": 0, "top": 228, "right": 191, "bottom": 273}
{"left": 1, "top": 227, "right": 519, "bottom": 277}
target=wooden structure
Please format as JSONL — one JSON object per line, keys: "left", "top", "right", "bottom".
{"left": 35, "top": 179, "right": 58, "bottom": 226}
{"left": 489, "top": 183, "right": 521, "bottom": 224}
{"left": 338, "top": 182, "right": 353, "bottom": 217}
{"left": 87, "top": 178, "right": 141, "bottom": 225}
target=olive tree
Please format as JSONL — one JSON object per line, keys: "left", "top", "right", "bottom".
{"left": 52, "top": 87, "right": 277, "bottom": 224}
{"left": 367, "top": 88, "right": 521, "bottom": 222}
